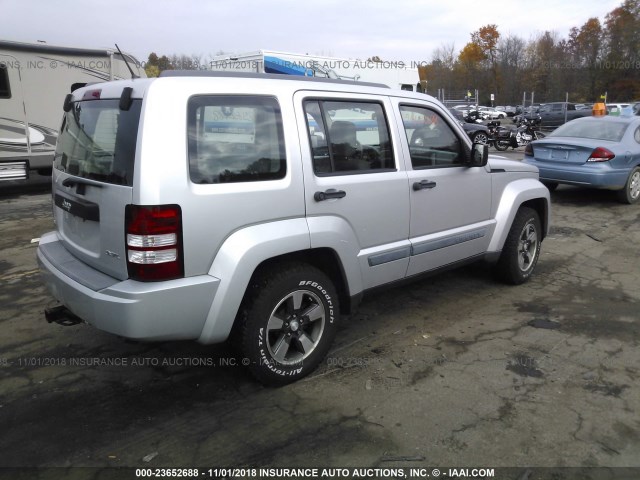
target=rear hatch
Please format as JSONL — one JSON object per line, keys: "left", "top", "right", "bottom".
{"left": 52, "top": 91, "right": 141, "bottom": 280}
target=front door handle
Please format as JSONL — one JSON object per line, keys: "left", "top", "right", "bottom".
{"left": 314, "top": 189, "right": 347, "bottom": 201}
{"left": 413, "top": 180, "right": 437, "bottom": 191}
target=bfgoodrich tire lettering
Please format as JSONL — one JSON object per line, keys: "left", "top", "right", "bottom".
{"left": 495, "top": 207, "right": 542, "bottom": 285}
{"left": 238, "top": 263, "right": 339, "bottom": 386}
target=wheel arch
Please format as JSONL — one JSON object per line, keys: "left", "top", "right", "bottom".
{"left": 247, "top": 248, "right": 354, "bottom": 316}
{"left": 520, "top": 197, "right": 549, "bottom": 240}
{"left": 488, "top": 179, "right": 551, "bottom": 253}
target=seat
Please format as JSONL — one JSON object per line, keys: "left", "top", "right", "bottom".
{"left": 329, "top": 121, "right": 362, "bottom": 171}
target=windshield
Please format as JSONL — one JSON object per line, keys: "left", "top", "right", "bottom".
{"left": 549, "top": 120, "right": 628, "bottom": 142}
{"left": 54, "top": 99, "right": 142, "bottom": 186}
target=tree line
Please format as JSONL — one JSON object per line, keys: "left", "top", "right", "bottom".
{"left": 425, "top": 0, "right": 640, "bottom": 105}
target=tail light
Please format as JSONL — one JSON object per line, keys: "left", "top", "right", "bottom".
{"left": 125, "top": 205, "right": 184, "bottom": 281}
{"left": 587, "top": 147, "right": 615, "bottom": 162}
{"left": 524, "top": 144, "right": 534, "bottom": 157}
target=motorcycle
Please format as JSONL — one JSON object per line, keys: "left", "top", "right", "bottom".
{"left": 494, "top": 115, "right": 546, "bottom": 151}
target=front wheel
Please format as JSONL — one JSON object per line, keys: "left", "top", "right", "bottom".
{"left": 534, "top": 131, "right": 546, "bottom": 140}
{"left": 617, "top": 167, "right": 640, "bottom": 204}
{"left": 238, "top": 263, "right": 339, "bottom": 385}
{"left": 494, "top": 207, "right": 542, "bottom": 285}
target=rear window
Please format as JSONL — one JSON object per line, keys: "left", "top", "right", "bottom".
{"left": 187, "top": 95, "right": 286, "bottom": 184}
{"left": 54, "top": 99, "right": 141, "bottom": 186}
{"left": 550, "top": 120, "right": 628, "bottom": 142}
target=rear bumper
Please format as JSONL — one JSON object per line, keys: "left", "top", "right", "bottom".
{"left": 524, "top": 159, "right": 629, "bottom": 189}
{"left": 37, "top": 232, "right": 220, "bottom": 341}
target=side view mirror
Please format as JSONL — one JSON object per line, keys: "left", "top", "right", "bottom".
{"left": 468, "top": 143, "right": 488, "bottom": 167}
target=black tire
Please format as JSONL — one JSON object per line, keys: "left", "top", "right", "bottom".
{"left": 541, "top": 181, "right": 558, "bottom": 192}
{"left": 616, "top": 167, "right": 640, "bottom": 204}
{"left": 494, "top": 139, "right": 510, "bottom": 151}
{"left": 495, "top": 207, "right": 542, "bottom": 285}
{"left": 238, "top": 263, "right": 339, "bottom": 386}
{"left": 472, "top": 131, "right": 489, "bottom": 145}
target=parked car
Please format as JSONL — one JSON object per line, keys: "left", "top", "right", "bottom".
{"left": 524, "top": 115, "right": 640, "bottom": 203}
{"left": 449, "top": 104, "right": 476, "bottom": 117}
{"left": 503, "top": 106, "right": 517, "bottom": 117}
{"left": 607, "top": 103, "right": 632, "bottom": 116}
{"left": 535, "top": 102, "right": 592, "bottom": 128}
{"left": 478, "top": 106, "right": 507, "bottom": 119}
{"left": 37, "top": 71, "right": 550, "bottom": 385}
{"left": 448, "top": 108, "right": 492, "bottom": 144}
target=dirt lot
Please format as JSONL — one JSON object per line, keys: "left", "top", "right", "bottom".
{"left": 0, "top": 163, "right": 639, "bottom": 473}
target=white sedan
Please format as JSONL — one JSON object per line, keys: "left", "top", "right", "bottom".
{"left": 478, "top": 107, "right": 507, "bottom": 119}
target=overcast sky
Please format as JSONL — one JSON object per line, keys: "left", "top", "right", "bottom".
{"left": 1, "top": 0, "right": 624, "bottom": 63}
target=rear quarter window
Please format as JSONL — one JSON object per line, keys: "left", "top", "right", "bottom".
{"left": 187, "top": 96, "right": 286, "bottom": 184}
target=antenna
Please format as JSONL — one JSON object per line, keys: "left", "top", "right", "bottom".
{"left": 114, "top": 44, "right": 138, "bottom": 79}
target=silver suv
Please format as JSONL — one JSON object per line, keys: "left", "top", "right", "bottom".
{"left": 37, "top": 72, "right": 550, "bottom": 385}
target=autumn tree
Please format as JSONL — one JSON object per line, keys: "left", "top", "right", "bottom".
{"left": 144, "top": 52, "right": 173, "bottom": 77}
{"left": 457, "top": 42, "right": 485, "bottom": 95}
{"left": 571, "top": 18, "right": 603, "bottom": 100}
{"left": 603, "top": 0, "right": 640, "bottom": 98}
{"left": 471, "top": 25, "right": 501, "bottom": 95}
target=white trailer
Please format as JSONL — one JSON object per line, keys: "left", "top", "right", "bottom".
{"left": 210, "top": 50, "right": 422, "bottom": 92}
{"left": 0, "top": 40, "right": 145, "bottom": 180}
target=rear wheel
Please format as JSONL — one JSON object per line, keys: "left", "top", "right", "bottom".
{"left": 495, "top": 207, "right": 542, "bottom": 285}
{"left": 617, "top": 167, "right": 640, "bottom": 204}
{"left": 238, "top": 263, "right": 339, "bottom": 386}
{"left": 494, "top": 139, "right": 510, "bottom": 151}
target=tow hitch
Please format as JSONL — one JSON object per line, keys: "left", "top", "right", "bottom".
{"left": 45, "top": 306, "right": 83, "bottom": 326}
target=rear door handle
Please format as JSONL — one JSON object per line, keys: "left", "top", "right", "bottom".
{"left": 413, "top": 180, "right": 437, "bottom": 191}
{"left": 314, "top": 189, "right": 346, "bottom": 201}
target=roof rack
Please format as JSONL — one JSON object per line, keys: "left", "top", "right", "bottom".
{"left": 158, "top": 70, "right": 389, "bottom": 89}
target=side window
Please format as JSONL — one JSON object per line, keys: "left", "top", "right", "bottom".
{"left": 552, "top": 104, "right": 563, "bottom": 112}
{"left": 187, "top": 96, "right": 286, "bottom": 184}
{"left": 304, "top": 100, "right": 394, "bottom": 175}
{"left": 0, "top": 64, "right": 10, "bottom": 99}
{"left": 399, "top": 105, "right": 463, "bottom": 169}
